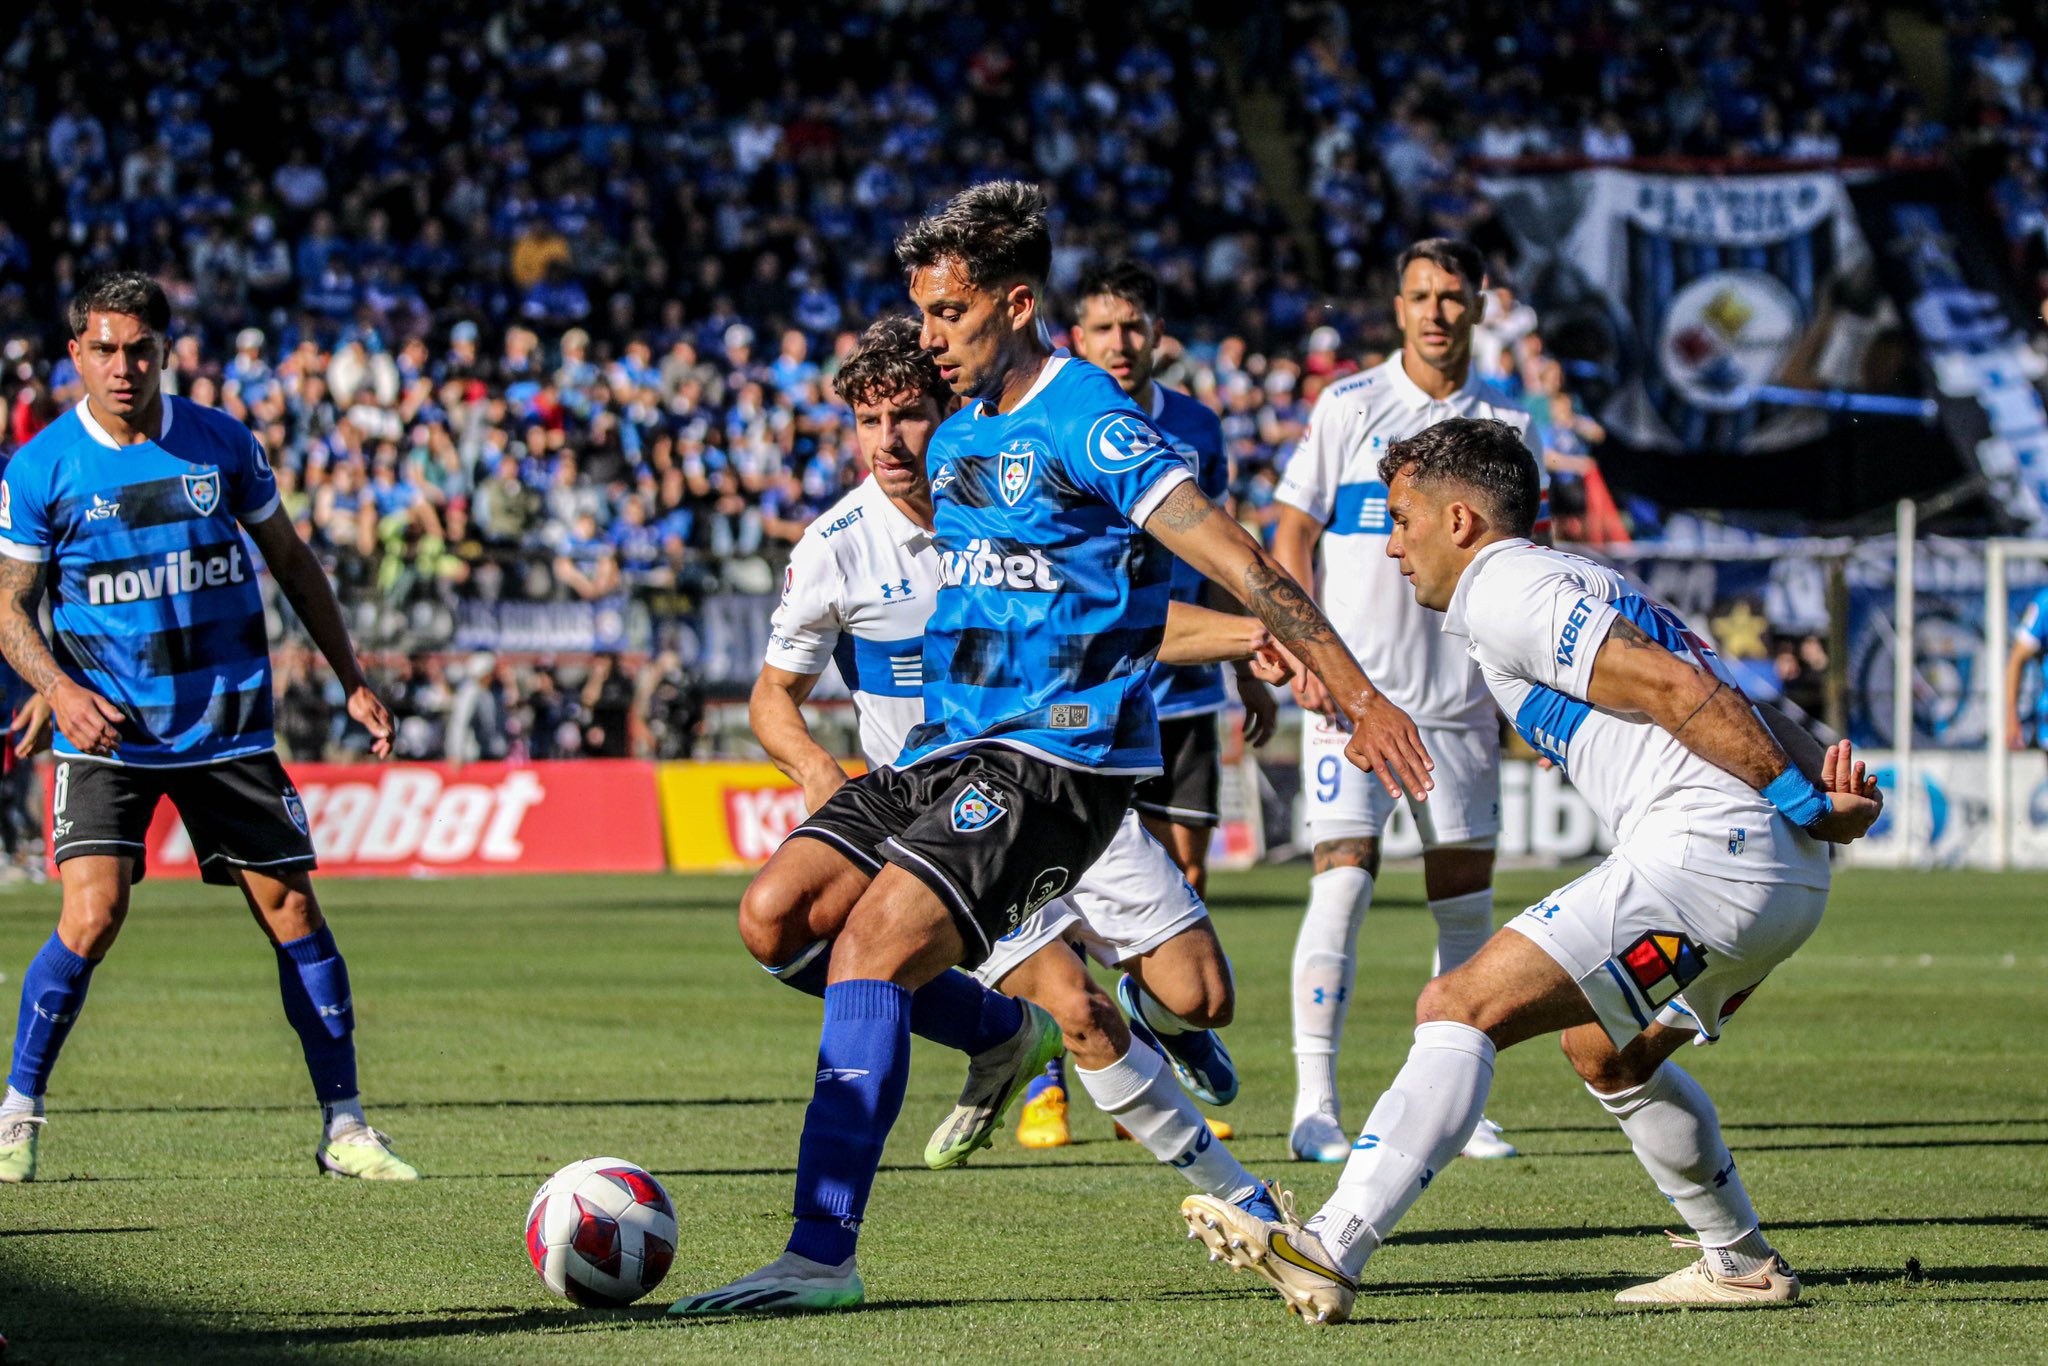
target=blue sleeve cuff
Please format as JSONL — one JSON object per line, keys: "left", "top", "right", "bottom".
{"left": 1761, "top": 767, "right": 1830, "bottom": 830}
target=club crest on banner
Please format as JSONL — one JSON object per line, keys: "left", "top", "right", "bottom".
{"left": 950, "top": 783, "right": 1007, "bottom": 833}
{"left": 183, "top": 470, "right": 222, "bottom": 517}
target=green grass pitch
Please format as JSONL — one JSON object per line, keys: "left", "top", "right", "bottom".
{"left": 0, "top": 864, "right": 2043, "bottom": 1362}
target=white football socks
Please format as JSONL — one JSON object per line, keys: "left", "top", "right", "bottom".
{"left": 1427, "top": 889, "right": 1494, "bottom": 978}
{"left": 1292, "top": 866, "right": 1373, "bottom": 1124}
{"left": 322, "top": 1095, "right": 368, "bottom": 1140}
{"left": 1075, "top": 1041, "right": 1257, "bottom": 1205}
{"left": 0, "top": 1085, "right": 41, "bottom": 1121}
{"left": 1589, "top": 1061, "right": 1772, "bottom": 1273}
{"left": 1306, "top": 1021, "right": 1496, "bottom": 1279}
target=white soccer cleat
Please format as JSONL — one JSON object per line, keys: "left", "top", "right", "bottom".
{"left": 668, "top": 1250, "right": 864, "bottom": 1316}
{"left": 1182, "top": 1185, "right": 1357, "bottom": 1325}
{"left": 1289, "top": 1112, "right": 1351, "bottom": 1163}
{"left": 1616, "top": 1238, "right": 1800, "bottom": 1307}
{"left": 1459, "top": 1115, "right": 1518, "bottom": 1160}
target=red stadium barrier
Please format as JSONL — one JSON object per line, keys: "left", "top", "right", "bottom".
{"left": 48, "top": 759, "right": 668, "bottom": 879}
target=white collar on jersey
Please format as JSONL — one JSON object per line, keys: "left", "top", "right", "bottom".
{"left": 975, "top": 350, "right": 1070, "bottom": 418}
{"left": 1385, "top": 349, "right": 1482, "bottom": 412}
{"left": 76, "top": 395, "right": 174, "bottom": 448}
{"left": 867, "top": 477, "right": 933, "bottom": 549}
{"left": 1441, "top": 536, "right": 1536, "bottom": 640}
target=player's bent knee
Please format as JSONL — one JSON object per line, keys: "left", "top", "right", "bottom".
{"left": 1413, "top": 972, "right": 1489, "bottom": 1031}
{"left": 736, "top": 875, "right": 809, "bottom": 967}
{"left": 59, "top": 890, "right": 128, "bottom": 957}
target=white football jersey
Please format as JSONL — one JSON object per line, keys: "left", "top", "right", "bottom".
{"left": 1442, "top": 539, "right": 1830, "bottom": 889}
{"left": 1276, "top": 352, "right": 1538, "bottom": 727}
{"left": 764, "top": 477, "right": 937, "bottom": 765}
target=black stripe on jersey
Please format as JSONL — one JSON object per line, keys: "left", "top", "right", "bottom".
{"left": 62, "top": 612, "right": 269, "bottom": 680}
{"left": 130, "top": 680, "right": 274, "bottom": 744}
{"left": 50, "top": 537, "right": 249, "bottom": 594}
{"left": 52, "top": 476, "right": 224, "bottom": 532}
{"left": 939, "top": 626, "right": 1027, "bottom": 690}
{"left": 942, "top": 458, "right": 996, "bottom": 510}
{"left": 1048, "top": 625, "right": 1162, "bottom": 686}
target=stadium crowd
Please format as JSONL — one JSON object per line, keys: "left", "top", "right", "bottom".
{"left": 0, "top": 0, "right": 2024, "bottom": 776}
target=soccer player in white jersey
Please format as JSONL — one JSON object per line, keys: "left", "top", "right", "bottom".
{"left": 1272, "top": 237, "right": 1537, "bottom": 1164}
{"left": 746, "top": 315, "right": 1285, "bottom": 1222}
{"left": 1184, "top": 418, "right": 1883, "bottom": 1321}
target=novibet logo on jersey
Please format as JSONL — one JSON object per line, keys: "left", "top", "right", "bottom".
{"left": 86, "top": 545, "right": 249, "bottom": 605}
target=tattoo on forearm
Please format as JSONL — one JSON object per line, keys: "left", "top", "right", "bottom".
{"left": 0, "top": 558, "right": 63, "bottom": 695}
{"left": 1152, "top": 481, "right": 1218, "bottom": 534}
{"left": 1241, "top": 560, "right": 1339, "bottom": 655}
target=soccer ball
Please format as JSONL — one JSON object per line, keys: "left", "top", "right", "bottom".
{"left": 525, "top": 1157, "right": 678, "bottom": 1306}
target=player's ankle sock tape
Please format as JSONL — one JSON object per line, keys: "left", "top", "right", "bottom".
{"left": 1077, "top": 1043, "right": 1257, "bottom": 1202}
{"left": 787, "top": 979, "right": 911, "bottom": 1266}
{"left": 1589, "top": 1061, "right": 1757, "bottom": 1247}
{"left": 9, "top": 934, "right": 96, "bottom": 1097}
{"left": 1292, "top": 868, "right": 1371, "bottom": 1055}
{"left": 766, "top": 940, "right": 832, "bottom": 998}
{"left": 1426, "top": 890, "right": 1494, "bottom": 976}
{"left": 275, "top": 927, "right": 358, "bottom": 1104}
{"left": 1322, "top": 1021, "right": 1494, "bottom": 1278}
{"left": 908, "top": 969, "right": 1023, "bottom": 1057}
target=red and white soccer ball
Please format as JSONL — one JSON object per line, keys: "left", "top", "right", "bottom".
{"left": 525, "top": 1157, "right": 678, "bottom": 1307}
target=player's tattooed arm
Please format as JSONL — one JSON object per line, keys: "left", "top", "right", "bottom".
{"left": 0, "top": 556, "right": 125, "bottom": 756}
{"left": 0, "top": 557, "right": 64, "bottom": 697}
{"left": 1143, "top": 482, "right": 1434, "bottom": 797}
{"left": 1586, "top": 615, "right": 1787, "bottom": 788}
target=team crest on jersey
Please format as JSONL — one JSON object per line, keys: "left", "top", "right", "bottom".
{"left": 282, "top": 788, "right": 309, "bottom": 835}
{"left": 182, "top": 470, "right": 222, "bottom": 517}
{"left": 949, "top": 783, "right": 1007, "bottom": 833}
{"left": 998, "top": 441, "right": 1037, "bottom": 506}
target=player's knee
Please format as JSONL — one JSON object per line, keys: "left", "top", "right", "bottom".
{"left": 1048, "top": 981, "right": 1126, "bottom": 1066}
{"left": 1414, "top": 972, "right": 1488, "bottom": 1031}
{"left": 1175, "top": 965, "right": 1234, "bottom": 1030}
{"left": 736, "top": 873, "right": 809, "bottom": 967}
{"left": 59, "top": 886, "right": 129, "bottom": 957}
{"left": 1562, "top": 1031, "right": 1659, "bottom": 1093}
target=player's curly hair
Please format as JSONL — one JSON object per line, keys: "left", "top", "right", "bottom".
{"left": 1073, "top": 258, "right": 1163, "bottom": 321}
{"left": 1378, "top": 418, "right": 1540, "bottom": 537}
{"left": 894, "top": 180, "right": 1052, "bottom": 289}
{"left": 834, "top": 315, "right": 950, "bottom": 410}
{"left": 68, "top": 270, "right": 171, "bottom": 337}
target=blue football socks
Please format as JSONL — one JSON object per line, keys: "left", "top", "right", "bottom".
{"left": 8, "top": 934, "right": 97, "bottom": 1098}
{"left": 787, "top": 980, "right": 911, "bottom": 1265}
{"left": 770, "top": 940, "right": 1023, "bottom": 1057}
{"left": 275, "top": 926, "right": 358, "bottom": 1103}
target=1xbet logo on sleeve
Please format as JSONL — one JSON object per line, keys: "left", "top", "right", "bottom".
{"left": 1555, "top": 597, "right": 1594, "bottom": 667}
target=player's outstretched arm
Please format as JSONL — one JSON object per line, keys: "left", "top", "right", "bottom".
{"left": 1159, "top": 602, "right": 1275, "bottom": 666}
{"left": 1269, "top": 504, "right": 1336, "bottom": 718}
{"left": 1143, "top": 481, "right": 1432, "bottom": 799}
{"left": 245, "top": 509, "right": 393, "bottom": 759}
{"left": 1586, "top": 617, "right": 1880, "bottom": 842}
{"left": 750, "top": 665, "right": 851, "bottom": 814}
{"left": 0, "top": 557, "right": 125, "bottom": 757}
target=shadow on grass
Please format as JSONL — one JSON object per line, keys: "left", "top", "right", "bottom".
{"left": 1397, "top": 1212, "right": 2048, "bottom": 1247}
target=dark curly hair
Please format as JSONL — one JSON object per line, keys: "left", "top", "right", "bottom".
{"left": 894, "top": 180, "right": 1052, "bottom": 290}
{"left": 68, "top": 270, "right": 171, "bottom": 338}
{"left": 1377, "top": 417, "right": 1540, "bottom": 537}
{"left": 834, "top": 315, "right": 950, "bottom": 409}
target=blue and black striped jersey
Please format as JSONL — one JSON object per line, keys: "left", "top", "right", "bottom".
{"left": 1146, "top": 384, "right": 1230, "bottom": 720}
{"left": 898, "top": 353, "right": 1195, "bottom": 776}
{"left": 0, "top": 397, "right": 281, "bottom": 766}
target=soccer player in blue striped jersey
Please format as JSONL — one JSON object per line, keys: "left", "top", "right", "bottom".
{"left": 0, "top": 272, "right": 414, "bottom": 1183}
{"left": 671, "top": 182, "right": 1431, "bottom": 1315}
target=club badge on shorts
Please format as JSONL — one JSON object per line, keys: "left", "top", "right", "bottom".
{"left": 1617, "top": 930, "right": 1707, "bottom": 1010}
{"left": 949, "top": 783, "right": 1007, "bottom": 833}
{"left": 282, "top": 788, "right": 309, "bottom": 835}
{"left": 182, "top": 469, "right": 222, "bottom": 517}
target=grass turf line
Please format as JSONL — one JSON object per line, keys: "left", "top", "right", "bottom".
{"left": 0, "top": 867, "right": 2043, "bottom": 1362}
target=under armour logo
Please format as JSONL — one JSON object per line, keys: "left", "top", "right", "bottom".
{"left": 880, "top": 578, "right": 914, "bottom": 601}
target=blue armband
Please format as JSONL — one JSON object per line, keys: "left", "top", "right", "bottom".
{"left": 1761, "top": 767, "right": 1830, "bottom": 830}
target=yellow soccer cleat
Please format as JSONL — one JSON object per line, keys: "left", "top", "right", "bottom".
{"left": 0, "top": 1114, "right": 43, "bottom": 1184}
{"left": 316, "top": 1121, "right": 419, "bottom": 1181}
{"left": 1017, "top": 1085, "right": 1072, "bottom": 1148}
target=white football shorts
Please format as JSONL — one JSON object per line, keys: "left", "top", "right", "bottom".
{"left": 1506, "top": 848, "right": 1827, "bottom": 1049}
{"left": 972, "top": 809, "right": 1208, "bottom": 987}
{"left": 1301, "top": 713, "right": 1501, "bottom": 847}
